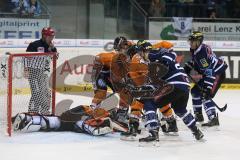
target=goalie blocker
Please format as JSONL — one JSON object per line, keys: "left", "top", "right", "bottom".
{"left": 11, "top": 105, "right": 126, "bottom": 136}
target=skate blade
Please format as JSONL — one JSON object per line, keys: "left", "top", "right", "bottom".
{"left": 120, "top": 135, "right": 138, "bottom": 141}
{"left": 163, "top": 132, "right": 179, "bottom": 136}
{"left": 201, "top": 125, "right": 220, "bottom": 131}
{"left": 195, "top": 137, "right": 207, "bottom": 142}
{"left": 138, "top": 141, "right": 160, "bottom": 147}
{"left": 196, "top": 122, "right": 204, "bottom": 127}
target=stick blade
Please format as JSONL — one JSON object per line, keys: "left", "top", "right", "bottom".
{"left": 221, "top": 104, "right": 227, "bottom": 112}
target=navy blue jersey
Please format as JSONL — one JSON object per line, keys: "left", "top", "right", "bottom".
{"left": 148, "top": 48, "right": 190, "bottom": 92}
{"left": 190, "top": 44, "right": 227, "bottom": 89}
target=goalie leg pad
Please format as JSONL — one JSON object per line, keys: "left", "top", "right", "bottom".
{"left": 12, "top": 113, "right": 31, "bottom": 131}
{"left": 12, "top": 113, "right": 41, "bottom": 132}
{"left": 41, "top": 116, "right": 61, "bottom": 131}
{"left": 12, "top": 113, "right": 61, "bottom": 132}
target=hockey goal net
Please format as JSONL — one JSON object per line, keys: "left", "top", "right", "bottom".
{"left": 0, "top": 52, "right": 57, "bottom": 136}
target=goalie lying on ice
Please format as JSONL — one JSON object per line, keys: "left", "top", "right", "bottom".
{"left": 12, "top": 105, "right": 118, "bottom": 136}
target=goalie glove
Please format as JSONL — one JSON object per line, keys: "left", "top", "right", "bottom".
{"left": 76, "top": 117, "right": 113, "bottom": 136}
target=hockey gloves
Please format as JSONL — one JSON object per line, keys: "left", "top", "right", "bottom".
{"left": 201, "top": 87, "right": 212, "bottom": 99}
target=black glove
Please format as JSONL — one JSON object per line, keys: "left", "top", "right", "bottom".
{"left": 184, "top": 61, "right": 194, "bottom": 74}
{"left": 201, "top": 88, "right": 212, "bottom": 99}
{"left": 128, "top": 85, "right": 156, "bottom": 99}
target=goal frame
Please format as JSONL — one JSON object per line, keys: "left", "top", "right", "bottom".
{"left": 6, "top": 52, "right": 57, "bottom": 136}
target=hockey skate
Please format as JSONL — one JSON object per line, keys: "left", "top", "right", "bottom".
{"left": 109, "top": 108, "right": 129, "bottom": 132}
{"left": 194, "top": 112, "right": 204, "bottom": 123}
{"left": 139, "top": 129, "right": 160, "bottom": 147}
{"left": 120, "top": 117, "right": 141, "bottom": 141}
{"left": 160, "top": 117, "right": 178, "bottom": 136}
{"left": 191, "top": 126, "right": 204, "bottom": 140}
{"left": 202, "top": 114, "right": 219, "bottom": 129}
{"left": 166, "top": 117, "right": 178, "bottom": 136}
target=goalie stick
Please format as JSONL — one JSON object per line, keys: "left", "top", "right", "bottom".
{"left": 187, "top": 74, "right": 227, "bottom": 112}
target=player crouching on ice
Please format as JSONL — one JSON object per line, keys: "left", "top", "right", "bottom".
{"left": 11, "top": 105, "right": 123, "bottom": 136}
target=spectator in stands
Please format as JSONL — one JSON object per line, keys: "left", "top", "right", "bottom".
{"left": 149, "top": 0, "right": 166, "bottom": 17}
{"left": 11, "top": 0, "right": 28, "bottom": 16}
{"left": 209, "top": 9, "right": 217, "bottom": 19}
{"left": 27, "top": 0, "right": 41, "bottom": 17}
{"left": 206, "top": 0, "right": 217, "bottom": 18}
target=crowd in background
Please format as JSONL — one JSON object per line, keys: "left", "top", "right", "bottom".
{"left": 138, "top": 0, "right": 240, "bottom": 19}
{"left": 1, "top": 0, "right": 239, "bottom": 19}
{"left": 0, "top": 0, "right": 41, "bottom": 17}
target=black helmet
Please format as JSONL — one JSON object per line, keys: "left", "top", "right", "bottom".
{"left": 188, "top": 31, "right": 204, "bottom": 44}
{"left": 113, "top": 36, "right": 128, "bottom": 51}
{"left": 126, "top": 44, "right": 138, "bottom": 58}
{"left": 137, "top": 40, "right": 152, "bottom": 52}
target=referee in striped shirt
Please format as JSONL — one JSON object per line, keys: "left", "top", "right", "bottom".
{"left": 24, "top": 27, "right": 57, "bottom": 115}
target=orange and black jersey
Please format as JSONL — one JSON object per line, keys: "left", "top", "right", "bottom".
{"left": 95, "top": 52, "right": 116, "bottom": 71}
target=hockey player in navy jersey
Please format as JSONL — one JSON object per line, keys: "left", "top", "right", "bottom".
{"left": 184, "top": 31, "right": 228, "bottom": 127}
{"left": 134, "top": 41, "right": 203, "bottom": 142}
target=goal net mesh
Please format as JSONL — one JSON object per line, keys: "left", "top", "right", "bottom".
{"left": 0, "top": 52, "right": 56, "bottom": 136}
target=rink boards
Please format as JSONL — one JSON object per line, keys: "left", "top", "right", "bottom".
{"left": 1, "top": 39, "right": 240, "bottom": 96}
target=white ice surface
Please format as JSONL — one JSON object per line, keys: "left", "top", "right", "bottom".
{"left": 1, "top": 90, "right": 240, "bottom": 160}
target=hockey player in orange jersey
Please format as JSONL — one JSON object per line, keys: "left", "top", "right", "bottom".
{"left": 119, "top": 41, "right": 178, "bottom": 140}
{"left": 90, "top": 36, "right": 134, "bottom": 130}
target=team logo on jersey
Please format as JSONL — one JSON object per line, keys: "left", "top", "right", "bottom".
{"left": 200, "top": 58, "right": 208, "bottom": 68}
{"left": 37, "top": 47, "right": 45, "bottom": 52}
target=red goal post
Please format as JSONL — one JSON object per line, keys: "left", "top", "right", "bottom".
{"left": 0, "top": 52, "right": 57, "bottom": 136}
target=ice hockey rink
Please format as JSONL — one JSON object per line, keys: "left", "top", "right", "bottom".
{"left": 0, "top": 89, "right": 240, "bottom": 160}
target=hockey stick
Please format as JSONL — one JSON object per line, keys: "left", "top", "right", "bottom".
{"left": 187, "top": 74, "right": 227, "bottom": 112}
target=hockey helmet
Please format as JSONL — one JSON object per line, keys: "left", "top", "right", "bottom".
{"left": 42, "top": 27, "right": 55, "bottom": 36}
{"left": 188, "top": 31, "right": 204, "bottom": 44}
{"left": 126, "top": 44, "right": 138, "bottom": 58}
{"left": 137, "top": 40, "right": 152, "bottom": 52}
{"left": 113, "top": 36, "right": 128, "bottom": 51}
